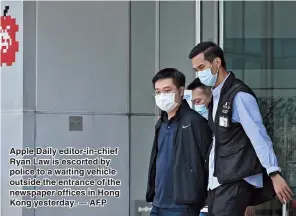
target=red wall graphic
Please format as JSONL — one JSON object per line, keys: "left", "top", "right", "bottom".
{"left": 1, "top": 6, "right": 19, "bottom": 67}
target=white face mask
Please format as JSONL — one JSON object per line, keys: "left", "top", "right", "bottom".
{"left": 194, "top": 104, "right": 208, "bottom": 119}
{"left": 155, "top": 92, "right": 178, "bottom": 112}
{"left": 197, "top": 67, "right": 218, "bottom": 87}
{"left": 197, "top": 61, "right": 220, "bottom": 87}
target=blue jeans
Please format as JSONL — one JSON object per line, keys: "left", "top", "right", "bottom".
{"left": 150, "top": 206, "right": 200, "bottom": 216}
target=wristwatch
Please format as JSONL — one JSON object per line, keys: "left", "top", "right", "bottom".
{"left": 269, "top": 171, "right": 281, "bottom": 177}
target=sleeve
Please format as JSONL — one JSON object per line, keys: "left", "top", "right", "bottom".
{"left": 191, "top": 116, "right": 213, "bottom": 163}
{"left": 232, "top": 92, "right": 281, "bottom": 174}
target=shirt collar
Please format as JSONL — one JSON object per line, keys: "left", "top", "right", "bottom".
{"left": 212, "top": 72, "right": 230, "bottom": 97}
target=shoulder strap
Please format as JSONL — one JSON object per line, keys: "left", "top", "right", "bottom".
{"left": 220, "top": 83, "right": 242, "bottom": 105}
{"left": 221, "top": 81, "right": 255, "bottom": 104}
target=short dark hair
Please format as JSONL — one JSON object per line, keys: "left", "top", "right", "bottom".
{"left": 189, "top": 41, "right": 226, "bottom": 68}
{"left": 187, "top": 78, "right": 211, "bottom": 96}
{"left": 187, "top": 78, "right": 204, "bottom": 90}
{"left": 152, "top": 68, "right": 186, "bottom": 88}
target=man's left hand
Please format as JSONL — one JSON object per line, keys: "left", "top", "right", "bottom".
{"left": 271, "top": 174, "right": 293, "bottom": 203}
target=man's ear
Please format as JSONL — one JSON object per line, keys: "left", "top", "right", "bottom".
{"left": 179, "top": 87, "right": 185, "bottom": 98}
{"left": 205, "top": 95, "right": 212, "bottom": 108}
{"left": 214, "top": 57, "right": 222, "bottom": 69}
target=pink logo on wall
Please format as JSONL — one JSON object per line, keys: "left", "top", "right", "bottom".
{"left": 1, "top": 6, "right": 19, "bottom": 67}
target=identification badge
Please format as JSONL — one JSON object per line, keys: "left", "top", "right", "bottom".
{"left": 219, "top": 116, "right": 229, "bottom": 127}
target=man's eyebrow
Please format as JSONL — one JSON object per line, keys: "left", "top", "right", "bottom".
{"left": 155, "top": 85, "right": 171, "bottom": 90}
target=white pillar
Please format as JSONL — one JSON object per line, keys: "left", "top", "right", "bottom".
{"left": 1, "top": 1, "right": 25, "bottom": 216}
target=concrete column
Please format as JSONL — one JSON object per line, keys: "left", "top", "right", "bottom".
{"left": 3, "top": 2, "right": 130, "bottom": 216}
{"left": 1, "top": 1, "right": 30, "bottom": 216}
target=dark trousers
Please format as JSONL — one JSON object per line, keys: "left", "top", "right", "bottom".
{"left": 150, "top": 206, "right": 200, "bottom": 216}
{"left": 208, "top": 180, "right": 253, "bottom": 216}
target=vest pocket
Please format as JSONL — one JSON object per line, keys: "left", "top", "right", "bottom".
{"left": 218, "top": 142, "right": 246, "bottom": 156}
{"left": 216, "top": 143, "right": 256, "bottom": 183}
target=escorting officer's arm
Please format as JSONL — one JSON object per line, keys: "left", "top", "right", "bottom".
{"left": 191, "top": 116, "right": 212, "bottom": 162}
{"left": 232, "top": 92, "right": 280, "bottom": 173}
{"left": 232, "top": 92, "right": 293, "bottom": 202}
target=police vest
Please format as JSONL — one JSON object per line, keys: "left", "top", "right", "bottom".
{"left": 208, "top": 72, "right": 275, "bottom": 205}
{"left": 208, "top": 72, "right": 263, "bottom": 183}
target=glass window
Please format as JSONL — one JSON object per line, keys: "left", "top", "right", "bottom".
{"left": 223, "top": 1, "right": 296, "bottom": 214}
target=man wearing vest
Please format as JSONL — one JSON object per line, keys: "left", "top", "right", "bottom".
{"left": 187, "top": 78, "right": 255, "bottom": 216}
{"left": 188, "top": 41, "right": 293, "bottom": 216}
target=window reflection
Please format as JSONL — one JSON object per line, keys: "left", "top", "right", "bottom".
{"left": 224, "top": 1, "right": 296, "bottom": 215}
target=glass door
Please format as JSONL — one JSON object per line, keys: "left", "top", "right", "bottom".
{"left": 221, "top": 1, "right": 296, "bottom": 215}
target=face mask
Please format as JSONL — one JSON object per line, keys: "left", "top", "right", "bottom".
{"left": 198, "top": 66, "right": 218, "bottom": 87}
{"left": 194, "top": 104, "right": 208, "bottom": 118}
{"left": 155, "top": 92, "right": 178, "bottom": 112}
